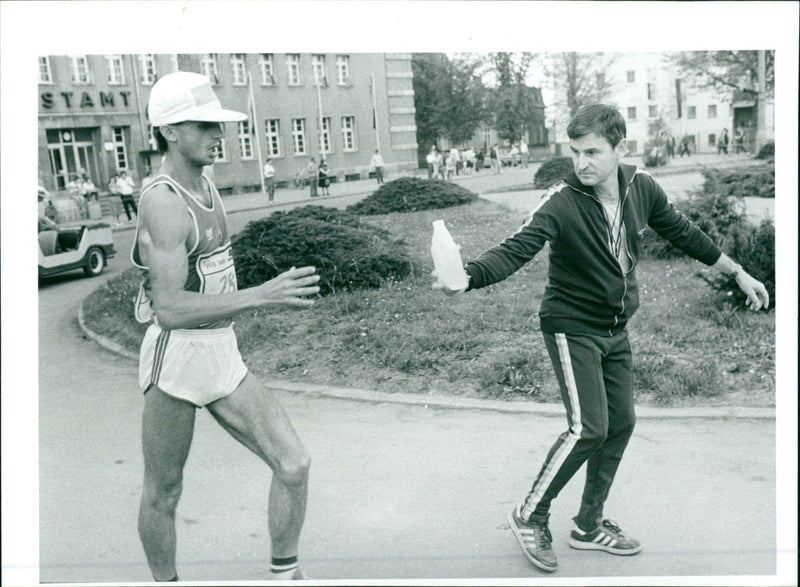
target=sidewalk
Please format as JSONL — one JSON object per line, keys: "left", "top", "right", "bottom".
{"left": 110, "top": 152, "right": 761, "bottom": 233}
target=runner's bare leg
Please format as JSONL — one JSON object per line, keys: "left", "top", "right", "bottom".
{"left": 138, "top": 386, "right": 197, "bottom": 581}
{"left": 207, "top": 373, "right": 310, "bottom": 558}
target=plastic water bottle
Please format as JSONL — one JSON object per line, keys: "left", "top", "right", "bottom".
{"left": 431, "top": 219, "right": 469, "bottom": 291}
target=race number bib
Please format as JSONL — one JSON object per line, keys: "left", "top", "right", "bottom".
{"left": 197, "top": 244, "right": 238, "bottom": 295}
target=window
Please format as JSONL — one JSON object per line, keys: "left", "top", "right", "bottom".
{"left": 627, "top": 140, "right": 637, "bottom": 154}
{"left": 687, "top": 106, "right": 696, "bottom": 119}
{"left": 39, "top": 56, "right": 53, "bottom": 83}
{"left": 707, "top": 104, "right": 717, "bottom": 118}
{"left": 287, "top": 54, "right": 301, "bottom": 85}
{"left": 238, "top": 120, "right": 254, "bottom": 159}
{"left": 291, "top": 118, "right": 306, "bottom": 154}
{"left": 336, "top": 55, "right": 350, "bottom": 85}
{"left": 648, "top": 105, "right": 658, "bottom": 118}
{"left": 341, "top": 116, "right": 356, "bottom": 151}
{"left": 595, "top": 73, "right": 605, "bottom": 87}
{"left": 112, "top": 127, "right": 129, "bottom": 171}
{"left": 201, "top": 54, "right": 219, "bottom": 83}
{"left": 626, "top": 70, "right": 635, "bottom": 83}
{"left": 231, "top": 53, "right": 247, "bottom": 85}
{"left": 259, "top": 54, "right": 275, "bottom": 85}
{"left": 312, "top": 54, "right": 326, "bottom": 86}
{"left": 106, "top": 54, "right": 125, "bottom": 85}
{"left": 627, "top": 107, "right": 637, "bottom": 120}
{"left": 170, "top": 54, "right": 179, "bottom": 72}
{"left": 212, "top": 138, "right": 227, "bottom": 161}
{"left": 647, "top": 82, "right": 655, "bottom": 100}
{"left": 70, "top": 55, "right": 91, "bottom": 84}
{"left": 265, "top": 119, "right": 281, "bottom": 157}
{"left": 319, "top": 117, "right": 331, "bottom": 154}
{"left": 708, "top": 133, "right": 716, "bottom": 147}
{"left": 139, "top": 54, "right": 156, "bottom": 84}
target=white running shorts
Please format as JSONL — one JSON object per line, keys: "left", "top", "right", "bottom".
{"left": 139, "top": 323, "right": 248, "bottom": 407}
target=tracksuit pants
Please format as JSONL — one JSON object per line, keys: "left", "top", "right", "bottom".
{"left": 520, "top": 330, "right": 636, "bottom": 530}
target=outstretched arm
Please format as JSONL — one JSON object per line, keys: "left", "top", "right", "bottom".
{"left": 711, "top": 252, "right": 769, "bottom": 311}
{"left": 139, "top": 185, "right": 320, "bottom": 330}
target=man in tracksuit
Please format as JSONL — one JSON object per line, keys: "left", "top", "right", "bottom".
{"left": 434, "top": 104, "right": 769, "bottom": 572}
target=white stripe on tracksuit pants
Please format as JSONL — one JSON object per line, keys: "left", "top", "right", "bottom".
{"left": 520, "top": 330, "right": 636, "bottom": 529}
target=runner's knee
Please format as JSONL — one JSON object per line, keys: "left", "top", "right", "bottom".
{"left": 274, "top": 449, "right": 311, "bottom": 486}
{"left": 143, "top": 472, "right": 184, "bottom": 514}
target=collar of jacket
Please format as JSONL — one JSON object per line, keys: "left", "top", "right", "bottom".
{"left": 562, "top": 162, "right": 638, "bottom": 199}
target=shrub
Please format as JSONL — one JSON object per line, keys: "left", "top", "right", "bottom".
{"left": 346, "top": 176, "right": 478, "bottom": 216}
{"left": 702, "top": 165, "right": 774, "bottom": 199}
{"left": 640, "top": 189, "right": 748, "bottom": 259}
{"left": 696, "top": 218, "right": 775, "bottom": 308}
{"left": 232, "top": 207, "right": 415, "bottom": 295}
{"left": 533, "top": 156, "right": 573, "bottom": 188}
{"left": 755, "top": 141, "right": 774, "bottom": 160}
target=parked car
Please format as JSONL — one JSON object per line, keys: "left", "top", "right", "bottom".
{"left": 38, "top": 217, "right": 116, "bottom": 278}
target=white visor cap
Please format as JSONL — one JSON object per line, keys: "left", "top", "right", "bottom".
{"left": 148, "top": 71, "right": 247, "bottom": 126}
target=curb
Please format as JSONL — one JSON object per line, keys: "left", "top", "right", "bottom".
{"left": 77, "top": 301, "right": 775, "bottom": 420}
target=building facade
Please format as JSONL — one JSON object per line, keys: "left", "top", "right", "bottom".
{"left": 38, "top": 53, "right": 418, "bottom": 195}
{"left": 547, "top": 52, "right": 774, "bottom": 156}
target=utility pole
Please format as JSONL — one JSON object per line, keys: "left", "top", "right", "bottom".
{"left": 755, "top": 49, "right": 768, "bottom": 153}
{"left": 315, "top": 73, "right": 325, "bottom": 159}
{"left": 371, "top": 74, "right": 380, "bottom": 151}
{"left": 248, "top": 72, "right": 266, "bottom": 196}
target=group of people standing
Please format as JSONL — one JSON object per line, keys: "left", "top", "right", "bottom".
{"left": 717, "top": 127, "right": 747, "bottom": 155}
{"left": 426, "top": 146, "right": 483, "bottom": 180}
{"left": 266, "top": 149, "right": 386, "bottom": 202}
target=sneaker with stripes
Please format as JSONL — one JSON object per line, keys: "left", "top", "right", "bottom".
{"left": 508, "top": 506, "right": 558, "bottom": 572}
{"left": 568, "top": 518, "right": 641, "bottom": 555}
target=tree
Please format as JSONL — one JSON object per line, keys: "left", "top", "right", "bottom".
{"left": 412, "top": 54, "right": 487, "bottom": 152}
{"left": 668, "top": 51, "right": 774, "bottom": 99}
{"left": 483, "top": 52, "right": 542, "bottom": 144}
{"left": 545, "top": 52, "right": 615, "bottom": 118}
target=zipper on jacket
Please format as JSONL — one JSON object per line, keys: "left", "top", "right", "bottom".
{"left": 574, "top": 177, "right": 632, "bottom": 332}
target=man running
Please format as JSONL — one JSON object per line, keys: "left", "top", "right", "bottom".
{"left": 434, "top": 104, "right": 768, "bottom": 573}
{"left": 132, "top": 71, "right": 320, "bottom": 582}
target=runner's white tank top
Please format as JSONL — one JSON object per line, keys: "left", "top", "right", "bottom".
{"left": 131, "top": 173, "right": 237, "bottom": 328}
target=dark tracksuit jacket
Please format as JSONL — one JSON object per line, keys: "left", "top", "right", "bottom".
{"left": 464, "top": 163, "right": 723, "bottom": 336}
{"left": 464, "top": 163, "right": 724, "bottom": 522}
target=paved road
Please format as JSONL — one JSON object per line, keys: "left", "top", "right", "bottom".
{"left": 19, "top": 158, "right": 787, "bottom": 586}
{"left": 32, "top": 238, "right": 782, "bottom": 584}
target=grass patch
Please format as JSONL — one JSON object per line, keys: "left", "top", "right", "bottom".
{"left": 83, "top": 200, "right": 775, "bottom": 407}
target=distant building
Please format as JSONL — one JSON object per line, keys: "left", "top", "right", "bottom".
{"left": 38, "top": 53, "right": 418, "bottom": 194}
{"left": 547, "top": 52, "right": 774, "bottom": 156}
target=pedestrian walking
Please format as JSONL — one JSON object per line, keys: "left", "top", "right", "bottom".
{"left": 717, "top": 128, "right": 729, "bottom": 155}
{"left": 426, "top": 146, "right": 437, "bottom": 179}
{"left": 371, "top": 149, "right": 385, "bottom": 184}
{"left": 445, "top": 148, "right": 459, "bottom": 181}
{"left": 678, "top": 135, "right": 692, "bottom": 157}
{"left": 318, "top": 159, "right": 330, "bottom": 196}
{"left": 733, "top": 127, "right": 746, "bottom": 155}
{"left": 433, "top": 103, "right": 769, "bottom": 574}
{"left": 490, "top": 144, "right": 502, "bottom": 174}
{"left": 306, "top": 158, "right": 318, "bottom": 198}
{"left": 666, "top": 135, "right": 676, "bottom": 158}
{"left": 117, "top": 171, "right": 138, "bottom": 221}
{"left": 131, "top": 71, "right": 321, "bottom": 583}
{"left": 519, "top": 140, "right": 529, "bottom": 168}
{"left": 262, "top": 158, "right": 276, "bottom": 202}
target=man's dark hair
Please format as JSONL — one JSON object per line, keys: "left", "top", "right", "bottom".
{"left": 567, "top": 104, "right": 627, "bottom": 148}
{"left": 155, "top": 127, "right": 168, "bottom": 154}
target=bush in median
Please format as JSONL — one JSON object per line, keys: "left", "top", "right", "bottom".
{"left": 346, "top": 176, "right": 478, "bottom": 216}
{"left": 232, "top": 206, "right": 415, "bottom": 296}
{"left": 533, "top": 156, "right": 573, "bottom": 189}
